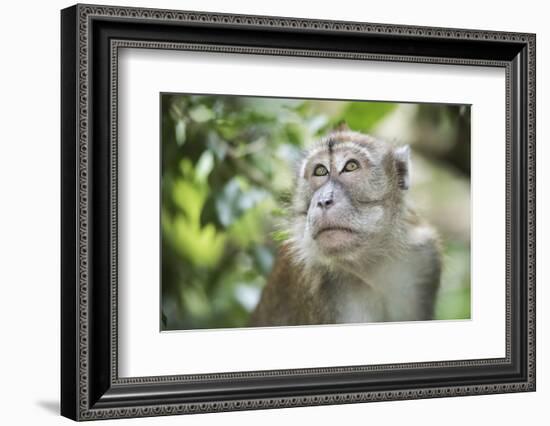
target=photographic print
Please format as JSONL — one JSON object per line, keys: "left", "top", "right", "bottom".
{"left": 160, "top": 94, "right": 471, "bottom": 331}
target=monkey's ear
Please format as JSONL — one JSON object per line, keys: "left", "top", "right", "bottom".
{"left": 333, "top": 121, "right": 350, "bottom": 132}
{"left": 393, "top": 145, "right": 411, "bottom": 190}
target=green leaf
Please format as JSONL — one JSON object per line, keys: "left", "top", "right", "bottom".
{"left": 341, "top": 102, "right": 397, "bottom": 133}
{"left": 195, "top": 150, "right": 215, "bottom": 183}
{"left": 180, "top": 285, "right": 211, "bottom": 318}
{"left": 228, "top": 201, "right": 271, "bottom": 248}
{"left": 215, "top": 178, "right": 270, "bottom": 228}
{"left": 173, "top": 178, "right": 208, "bottom": 225}
{"left": 285, "top": 122, "right": 306, "bottom": 146}
{"left": 189, "top": 104, "right": 215, "bottom": 123}
{"left": 215, "top": 178, "right": 242, "bottom": 227}
{"left": 173, "top": 216, "right": 226, "bottom": 267}
{"left": 175, "top": 120, "right": 186, "bottom": 146}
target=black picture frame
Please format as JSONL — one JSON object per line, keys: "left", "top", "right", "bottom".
{"left": 61, "top": 3, "right": 536, "bottom": 421}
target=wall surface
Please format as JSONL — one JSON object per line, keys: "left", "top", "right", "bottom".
{"left": 0, "top": 0, "right": 546, "bottom": 424}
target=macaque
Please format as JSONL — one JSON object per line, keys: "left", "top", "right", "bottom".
{"left": 250, "top": 126, "right": 441, "bottom": 326}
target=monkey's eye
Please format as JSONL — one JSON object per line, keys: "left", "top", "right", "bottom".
{"left": 342, "top": 159, "right": 360, "bottom": 172}
{"left": 313, "top": 164, "right": 329, "bottom": 177}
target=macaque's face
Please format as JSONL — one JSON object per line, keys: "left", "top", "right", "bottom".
{"left": 292, "top": 131, "right": 410, "bottom": 263}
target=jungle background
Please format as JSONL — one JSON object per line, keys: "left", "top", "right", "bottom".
{"left": 161, "top": 94, "right": 471, "bottom": 331}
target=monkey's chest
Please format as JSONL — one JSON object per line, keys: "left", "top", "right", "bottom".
{"left": 332, "top": 285, "right": 386, "bottom": 324}
{"left": 329, "top": 268, "right": 423, "bottom": 324}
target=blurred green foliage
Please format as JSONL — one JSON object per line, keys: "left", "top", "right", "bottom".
{"left": 161, "top": 94, "right": 470, "bottom": 330}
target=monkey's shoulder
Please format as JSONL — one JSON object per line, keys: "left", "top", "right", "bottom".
{"left": 403, "top": 211, "right": 441, "bottom": 253}
{"left": 401, "top": 216, "right": 442, "bottom": 282}
{"left": 268, "top": 243, "right": 303, "bottom": 286}
{"left": 249, "top": 243, "right": 311, "bottom": 326}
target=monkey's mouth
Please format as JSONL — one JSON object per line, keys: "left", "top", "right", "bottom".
{"left": 313, "top": 226, "right": 356, "bottom": 240}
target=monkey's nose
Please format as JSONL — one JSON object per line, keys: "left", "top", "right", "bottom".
{"left": 317, "top": 198, "right": 334, "bottom": 209}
